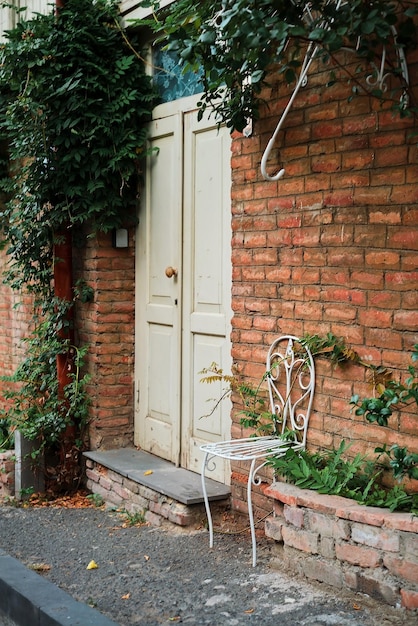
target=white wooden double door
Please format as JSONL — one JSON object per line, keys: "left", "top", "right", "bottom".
{"left": 135, "top": 97, "right": 232, "bottom": 483}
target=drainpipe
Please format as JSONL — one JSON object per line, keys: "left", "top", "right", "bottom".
{"left": 53, "top": 0, "right": 76, "bottom": 487}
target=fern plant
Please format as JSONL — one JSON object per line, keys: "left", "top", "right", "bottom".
{"left": 200, "top": 363, "right": 277, "bottom": 436}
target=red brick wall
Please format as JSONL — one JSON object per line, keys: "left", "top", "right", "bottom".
{"left": 0, "top": 225, "right": 136, "bottom": 451}
{"left": 230, "top": 50, "right": 418, "bottom": 513}
{"left": 73, "top": 228, "right": 136, "bottom": 450}
{"left": 0, "top": 243, "right": 33, "bottom": 411}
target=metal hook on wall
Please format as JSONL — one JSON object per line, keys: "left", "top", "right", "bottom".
{"left": 260, "top": 41, "right": 318, "bottom": 182}
{"left": 260, "top": 0, "right": 410, "bottom": 183}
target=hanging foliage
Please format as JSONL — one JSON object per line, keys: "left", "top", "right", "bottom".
{"left": 138, "top": 0, "right": 417, "bottom": 132}
{"left": 0, "top": 0, "right": 155, "bottom": 291}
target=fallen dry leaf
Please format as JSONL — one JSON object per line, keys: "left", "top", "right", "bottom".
{"left": 23, "top": 490, "right": 102, "bottom": 509}
{"left": 244, "top": 608, "right": 254, "bottom": 614}
{"left": 353, "top": 603, "right": 362, "bottom": 610}
{"left": 86, "top": 560, "right": 98, "bottom": 570}
{"left": 144, "top": 554, "right": 150, "bottom": 561}
{"left": 121, "top": 593, "right": 130, "bottom": 600}
{"left": 143, "top": 470, "right": 153, "bottom": 476}
{"left": 28, "top": 563, "right": 51, "bottom": 572}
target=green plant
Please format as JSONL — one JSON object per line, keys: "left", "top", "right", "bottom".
{"left": 351, "top": 344, "right": 418, "bottom": 426}
{"left": 20, "top": 486, "right": 35, "bottom": 499}
{"left": 0, "top": 0, "right": 156, "bottom": 492}
{"left": 1, "top": 327, "right": 90, "bottom": 449}
{"left": 139, "top": 0, "right": 417, "bottom": 133}
{"left": 201, "top": 334, "right": 418, "bottom": 504}
{"left": 300, "top": 332, "right": 360, "bottom": 366}
{"left": 122, "top": 509, "right": 146, "bottom": 526}
{"left": 1, "top": 325, "right": 91, "bottom": 488}
{"left": 0, "top": 0, "right": 156, "bottom": 242}
{"left": 200, "top": 363, "right": 277, "bottom": 436}
{"left": 375, "top": 444, "right": 418, "bottom": 481}
{"left": 269, "top": 440, "right": 368, "bottom": 495}
{"left": 268, "top": 441, "right": 418, "bottom": 514}
{"left": 200, "top": 333, "right": 359, "bottom": 436}
{"left": 86, "top": 492, "right": 105, "bottom": 507}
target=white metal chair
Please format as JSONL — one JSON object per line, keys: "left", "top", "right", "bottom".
{"left": 200, "top": 335, "right": 315, "bottom": 566}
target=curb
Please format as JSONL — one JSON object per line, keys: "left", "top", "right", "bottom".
{"left": 0, "top": 549, "right": 120, "bottom": 626}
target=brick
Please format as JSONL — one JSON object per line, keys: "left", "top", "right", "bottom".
{"left": 387, "top": 229, "right": 418, "bottom": 250}
{"left": 283, "top": 505, "right": 304, "bottom": 528}
{"left": 320, "top": 536, "right": 336, "bottom": 559}
{"left": 303, "top": 556, "right": 344, "bottom": 588}
{"left": 98, "top": 475, "right": 113, "bottom": 491}
{"left": 144, "top": 510, "right": 163, "bottom": 527}
{"left": 350, "top": 572, "right": 400, "bottom": 606}
{"left": 282, "top": 525, "right": 319, "bottom": 554}
{"left": 335, "top": 542, "right": 381, "bottom": 568}
{"left": 265, "top": 516, "right": 284, "bottom": 542}
{"left": 400, "top": 589, "right": 418, "bottom": 610}
{"left": 351, "top": 523, "right": 400, "bottom": 552}
{"left": 383, "top": 555, "right": 418, "bottom": 584}
{"left": 383, "top": 513, "right": 418, "bottom": 533}
{"left": 307, "top": 511, "right": 350, "bottom": 540}
{"left": 393, "top": 310, "right": 418, "bottom": 331}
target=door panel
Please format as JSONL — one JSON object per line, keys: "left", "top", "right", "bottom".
{"left": 135, "top": 114, "right": 182, "bottom": 463}
{"left": 181, "top": 112, "right": 232, "bottom": 481}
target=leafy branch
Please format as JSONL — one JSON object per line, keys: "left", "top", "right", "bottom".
{"left": 137, "top": 0, "right": 418, "bottom": 133}
{"left": 351, "top": 344, "right": 418, "bottom": 427}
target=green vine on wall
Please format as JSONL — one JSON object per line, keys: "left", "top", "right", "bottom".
{"left": 138, "top": 0, "right": 417, "bottom": 132}
{"left": 0, "top": 0, "right": 156, "bottom": 493}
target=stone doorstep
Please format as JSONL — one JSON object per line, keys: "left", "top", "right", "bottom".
{"left": 83, "top": 448, "right": 231, "bottom": 507}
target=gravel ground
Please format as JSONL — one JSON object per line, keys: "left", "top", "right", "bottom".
{"left": 0, "top": 503, "right": 416, "bottom": 626}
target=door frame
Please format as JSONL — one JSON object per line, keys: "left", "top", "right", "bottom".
{"left": 134, "top": 94, "right": 232, "bottom": 481}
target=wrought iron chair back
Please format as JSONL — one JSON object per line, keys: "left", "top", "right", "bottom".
{"left": 266, "top": 335, "right": 315, "bottom": 446}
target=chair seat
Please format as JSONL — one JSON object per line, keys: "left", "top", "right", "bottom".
{"left": 200, "top": 436, "right": 302, "bottom": 461}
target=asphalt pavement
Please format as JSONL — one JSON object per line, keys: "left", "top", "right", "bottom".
{"left": 0, "top": 504, "right": 416, "bottom": 626}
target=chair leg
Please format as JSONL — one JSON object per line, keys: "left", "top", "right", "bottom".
{"left": 201, "top": 451, "right": 214, "bottom": 548}
{"left": 247, "top": 457, "right": 257, "bottom": 567}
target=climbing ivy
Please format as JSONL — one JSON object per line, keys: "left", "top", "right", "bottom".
{"left": 0, "top": 0, "right": 156, "bottom": 492}
{"left": 138, "top": 0, "right": 417, "bottom": 132}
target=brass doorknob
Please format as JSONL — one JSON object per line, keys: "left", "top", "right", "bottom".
{"left": 165, "top": 266, "right": 178, "bottom": 278}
